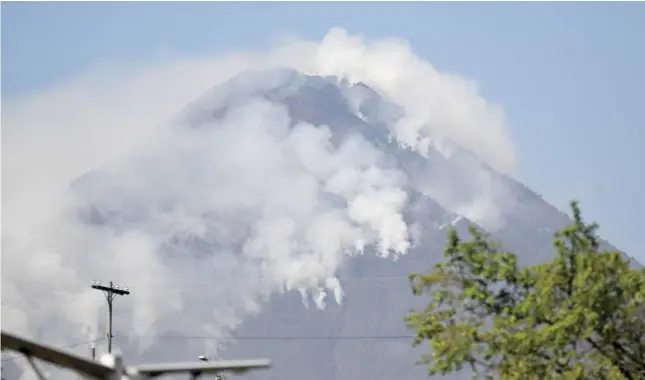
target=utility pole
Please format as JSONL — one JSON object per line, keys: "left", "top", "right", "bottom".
{"left": 90, "top": 281, "right": 130, "bottom": 354}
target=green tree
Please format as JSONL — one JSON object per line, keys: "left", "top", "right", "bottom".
{"left": 405, "top": 201, "right": 645, "bottom": 380}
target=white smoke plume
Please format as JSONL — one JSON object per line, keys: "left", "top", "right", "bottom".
{"left": 1, "top": 28, "right": 516, "bottom": 376}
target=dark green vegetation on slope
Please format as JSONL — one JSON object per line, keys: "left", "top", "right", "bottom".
{"left": 406, "top": 201, "right": 645, "bottom": 380}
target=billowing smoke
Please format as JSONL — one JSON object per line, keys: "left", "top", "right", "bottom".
{"left": 1, "top": 28, "right": 515, "bottom": 376}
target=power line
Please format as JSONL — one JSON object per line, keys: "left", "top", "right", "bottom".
{"left": 0, "top": 333, "right": 415, "bottom": 364}
{"left": 140, "top": 334, "right": 416, "bottom": 341}
{"left": 0, "top": 334, "right": 414, "bottom": 363}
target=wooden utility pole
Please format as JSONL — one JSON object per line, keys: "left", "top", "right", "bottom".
{"left": 90, "top": 281, "right": 130, "bottom": 354}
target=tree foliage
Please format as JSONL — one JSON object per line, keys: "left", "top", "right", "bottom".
{"left": 405, "top": 201, "right": 645, "bottom": 380}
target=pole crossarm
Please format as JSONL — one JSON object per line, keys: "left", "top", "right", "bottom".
{"left": 91, "top": 282, "right": 130, "bottom": 297}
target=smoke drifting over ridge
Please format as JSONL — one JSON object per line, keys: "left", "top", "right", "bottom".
{"left": 1, "top": 28, "right": 516, "bottom": 373}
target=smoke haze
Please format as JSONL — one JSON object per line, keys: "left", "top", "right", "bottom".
{"left": 1, "top": 28, "right": 516, "bottom": 377}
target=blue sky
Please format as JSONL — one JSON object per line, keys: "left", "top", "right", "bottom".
{"left": 2, "top": 2, "right": 644, "bottom": 262}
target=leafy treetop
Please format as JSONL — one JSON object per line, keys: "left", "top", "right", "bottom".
{"left": 405, "top": 201, "right": 645, "bottom": 380}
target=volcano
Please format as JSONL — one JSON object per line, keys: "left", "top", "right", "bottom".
{"left": 55, "top": 68, "right": 639, "bottom": 380}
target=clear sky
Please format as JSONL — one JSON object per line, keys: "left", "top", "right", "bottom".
{"left": 2, "top": 2, "right": 644, "bottom": 262}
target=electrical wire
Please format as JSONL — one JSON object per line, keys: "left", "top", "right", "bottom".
{"left": 150, "top": 334, "right": 416, "bottom": 341}
{"left": 0, "top": 333, "right": 416, "bottom": 364}
{"left": 1, "top": 277, "right": 416, "bottom": 364}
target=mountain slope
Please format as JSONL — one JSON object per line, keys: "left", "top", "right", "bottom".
{"left": 70, "top": 68, "right": 637, "bottom": 380}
